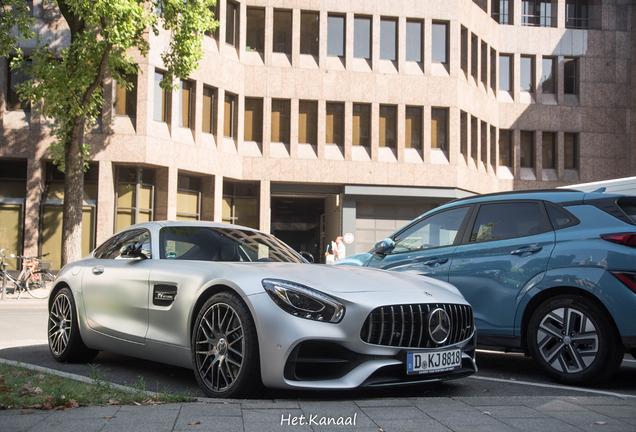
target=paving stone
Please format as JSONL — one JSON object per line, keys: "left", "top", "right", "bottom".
{"left": 361, "top": 406, "right": 432, "bottom": 421}
{"left": 499, "top": 417, "right": 582, "bottom": 432}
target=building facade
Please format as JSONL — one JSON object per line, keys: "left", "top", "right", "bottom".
{"left": 1, "top": 0, "right": 634, "bottom": 269}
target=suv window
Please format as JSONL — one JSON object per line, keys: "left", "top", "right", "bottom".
{"left": 546, "top": 202, "right": 578, "bottom": 229}
{"left": 392, "top": 207, "right": 469, "bottom": 253}
{"left": 618, "top": 197, "right": 636, "bottom": 223}
{"left": 470, "top": 202, "right": 548, "bottom": 242}
{"left": 96, "top": 230, "right": 151, "bottom": 259}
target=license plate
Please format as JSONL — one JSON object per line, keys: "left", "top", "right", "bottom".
{"left": 407, "top": 349, "right": 462, "bottom": 375}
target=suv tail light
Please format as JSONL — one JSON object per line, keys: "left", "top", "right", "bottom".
{"left": 610, "top": 272, "right": 636, "bottom": 294}
{"left": 600, "top": 233, "right": 636, "bottom": 247}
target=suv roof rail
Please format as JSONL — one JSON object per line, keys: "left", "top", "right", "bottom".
{"left": 448, "top": 188, "right": 583, "bottom": 204}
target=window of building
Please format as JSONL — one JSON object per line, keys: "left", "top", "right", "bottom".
{"left": 300, "top": 11, "right": 319, "bottom": 56}
{"left": 246, "top": 7, "right": 265, "bottom": 52}
{"left": 490, "top": 126, "right": 497, "bottom": 167}
{"left": 431, "top": 22, "right": 448, "bottom": 64}
{"left": 0, "top": 159, "right": 27, "bottom": 270}
{"left": 202, "top": 85, "right": 217, "bottom": 134}
{"left": 153, "top": 70, "right": 170, "bottom": 123}
{"left": 542, "top": 132, "right": 555, "bottom": 169}
{"left": 299, "top": 100, "right": 318, "bottom": 145}
{"left": 481, "top": 121, "right": 488, "bottom": 164}
{"left": 499, "top": 54, "right": 512, "bottom": 92}
{"left": 205, "top": 2, "right": 219, "bottom": 39}
{"left": 327, "top": 14, "right": 345, "bottom": 57}
{"left": 380, "top": 17, "right": 397, "bottom": 61}
{"left": 566, "top": 0, "right": 588, "bottom": 29}
{"left": 271, "top": 99, "right": 290, "bottom": 144}
{"left": 179, "top": 79, "right": 192, "bottom": 128}
{"left": 541, "top": 57, "right": 556, "bottom": 94}
{"left": 431, "top": 108, "right": 448, "bottom": 150}
{"left": 492, "top": 0, "right": 511, "bottom": 24}
{"left": 7, "top": 57, "right": 31, "bottom": 110}
{"left": 273, "top": 9, "right": 292, "bottom": 55}
{"left": 522, "top": 1, "right": 554, "bottom": 27}
{"left": 405, "top": 107, "right": 422, "bottom": 149}
{"left": 226, "top": 0, "right": 239, "bottom": 47}
{"left": 471, "top": 34, "right": 478, "bottom": 81}
{"left": 326, "top": 102, "right": 344, "bottom": 145}
{"left": 460, "top": 111, "right": 468, "bottom": 159}
{"left": 499, "top": 129, "right": 512, "bottom": 166}
{"left": 115, "top": 72, "right": 137, "bottom": 116}
{"left": 177, "top": 175, "right": 201, "bottom": 221}
{"left": 244, "top": 97, "right": 263, "bottom": 142}
{"left": 42, "top": 162, "right": 98, "bottom": 270}
{"left": 490, "top": 48, "right": 497, "bottom": 91}
{"left": 481, "top": 41, "right": 488, "bottom": 86}
{"left": 354, "top": 16, "right": 371, "bottom": 60}
{"left": 406, "top": 20, "right": 422, "bottom": 63}
{"left": 116, "top": 166, "right": 154, "bottom": 232}
{"left": 460, "top": 27, "right": 468, "bottom": 76}
{"left": 564, "top": 58, "right": 578, "bottom": 95}
{"left": 564, "top": 133, "right": 577, "bottom": 169}
{"left": 520, "top": 131, "right": 534, "bottom": 168}
{"left": 222, "top": 180, "right": 259, "bottom": 229}
{"left": 353, "top": 104, "right": 371, "bottom": 147}
{"left": 471, "top": 116, "right": 479, "bottom": 162}
{"left": 224, "top": 92, "right": 236, "bottom": 138}
{"left": 520, "top": 55, "right": 534, "bottom": 92}
{"left": 380, "top": 105, "right": 396, "bottom": 148}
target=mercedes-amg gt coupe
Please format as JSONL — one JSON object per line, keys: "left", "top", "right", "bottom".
{"left": 48, "top": 221, "right": 476, "bottom": 398}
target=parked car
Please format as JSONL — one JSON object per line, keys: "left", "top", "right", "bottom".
{"left": 47, "top": 221, "right": 477, "bottom": 398}
{"left": 335, "top": 189, "right": 636, "bottom": 385}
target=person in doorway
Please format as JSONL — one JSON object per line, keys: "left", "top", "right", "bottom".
{"left": 333, "top": 236, "right": 346, "bottom": 261}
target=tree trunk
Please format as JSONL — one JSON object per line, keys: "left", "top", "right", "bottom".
{"left": 60, "top": 116, "right": 85, "bottom": 267}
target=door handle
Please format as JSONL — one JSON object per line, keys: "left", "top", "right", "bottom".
{"left": 92, "top": 266, "right": 104, "bottom": 275}
{"left": 423, "top": 258, "right": 449, "bottom": 266}
{"left": 510, "top": 246, "right": 542, "bottom": 256}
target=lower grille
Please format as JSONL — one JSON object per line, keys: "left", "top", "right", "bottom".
{"left": 360, "top": 303, "right": 473, "bottom": 348}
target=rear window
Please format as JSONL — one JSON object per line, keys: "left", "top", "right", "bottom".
{"left": 546, "top": 202, "right": 579, "bottom": 230}
{"left": 618, "top": 198, "right": 636, "bottom": 223}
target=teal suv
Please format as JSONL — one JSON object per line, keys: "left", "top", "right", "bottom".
{"left": 336, "top": 189, "right": 636, "bottom": 385}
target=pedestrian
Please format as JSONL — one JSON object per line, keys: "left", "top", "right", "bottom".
{"left": 333, "top": 236, "right": 346, "bottom": 261}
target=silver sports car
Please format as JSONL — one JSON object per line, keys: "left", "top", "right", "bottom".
{"left": 48, "top": 221, "right": 477, "bottom": 398}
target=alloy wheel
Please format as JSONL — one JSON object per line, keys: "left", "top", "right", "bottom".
{"left": 49, "top": 292, "right": 72, "bottom": 356}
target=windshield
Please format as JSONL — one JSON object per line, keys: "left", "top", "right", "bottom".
{"left": 159, "top": 226, "right": 304, "bottom": 263}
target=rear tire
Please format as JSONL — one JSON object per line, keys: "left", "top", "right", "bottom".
{"left": 26, "top": 271, "right": 55, "bottom": 299}
{"left": 48, "top": 287, "right": 99, "bottom": 363}
{"left": 527, "top": 294, "right": 623, "bottom": 385}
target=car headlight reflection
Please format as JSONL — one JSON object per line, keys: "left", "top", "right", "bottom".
{"left": 262, "top": 279, "right": 345, "bottom": 323}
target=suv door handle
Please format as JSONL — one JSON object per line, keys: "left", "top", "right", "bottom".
{"left": 510, "top": 246, "right": 542, "bottom": 256}
{"left": 423, "top": 258, "right": 449, "bottom": 266}
{"left": 92, "top": 266, "right": 104, "bottom": 275}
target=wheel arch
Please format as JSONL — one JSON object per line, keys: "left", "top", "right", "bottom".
{"left": 519, "top": 286, "right": 619, "bottom": 355}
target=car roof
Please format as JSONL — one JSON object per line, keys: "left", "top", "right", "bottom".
{"left": 115, "top": 220, "right": 264, "bottom": 235}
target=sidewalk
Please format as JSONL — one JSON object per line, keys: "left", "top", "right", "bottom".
{"left": 1, "top": 393, "right": 636, "bottom": 431}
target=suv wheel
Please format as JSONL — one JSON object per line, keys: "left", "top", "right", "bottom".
{"left": 527, "top": 294, "right": 623, "bottom": 385}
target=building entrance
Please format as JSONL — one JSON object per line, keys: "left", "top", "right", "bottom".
{"left": 270, "top": 194, "right": 340, "bottom": 263}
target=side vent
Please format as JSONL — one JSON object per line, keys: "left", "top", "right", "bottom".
{"left": 153, "top": 284, "right": 178, "bottom": 306}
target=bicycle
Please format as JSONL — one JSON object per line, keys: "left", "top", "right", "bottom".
{"left": 0, "top": 248, "right": 56, "bottom": 299}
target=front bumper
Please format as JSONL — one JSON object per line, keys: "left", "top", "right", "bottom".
{"left": 246, "top": 291, "right": 477, "bottom": 390}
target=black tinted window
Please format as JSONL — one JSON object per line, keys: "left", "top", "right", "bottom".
{"left": 618, "top": 198, "right": 636, "bottom": 223}
{"left": 470, "top": 202, "right": 547, "bottom": 242}
{"left": 546, "top": 202, "right": 578, "bottom": 229}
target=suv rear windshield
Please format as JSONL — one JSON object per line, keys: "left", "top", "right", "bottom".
{"left": 618, "top": 198, "right": 636, "bottom": 223}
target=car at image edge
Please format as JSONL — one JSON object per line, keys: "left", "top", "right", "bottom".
{"left": 335, "top": 189, "right": 636, "bottom": 385}
{"left": 47, "top": 221, "right": 477, "bottom": 398}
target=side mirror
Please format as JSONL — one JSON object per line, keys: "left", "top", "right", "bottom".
{"left": 120, "top": 242, "right": 148, "bottom": 260}
{"left": 300, "top": 251, "right": 314, "bottom": 263}
{"left": 372, "top": 238, "right": 395, "bottom": 255}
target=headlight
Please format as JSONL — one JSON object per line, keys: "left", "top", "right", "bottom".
{"left": 262, "top": 279, "right": 345, "bottom": 323}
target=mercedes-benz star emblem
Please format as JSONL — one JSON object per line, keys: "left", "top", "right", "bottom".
{"left": 428, "top": 308, "right": 451, "bottom": 344}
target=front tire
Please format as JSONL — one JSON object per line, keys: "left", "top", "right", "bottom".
{"left": 48, "top": 287, "right": 99, "bottom": 363}
{"left": 192, "top": 292, "right": 261, "bottom": 398}
{"left": 527, "top": 294, "right": 623, "bottom": 385}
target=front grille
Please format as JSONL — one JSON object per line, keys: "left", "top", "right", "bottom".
{"left": 360, "top": 303, "right": 473, "bottom": 348}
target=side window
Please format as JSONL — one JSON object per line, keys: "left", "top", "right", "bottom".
{"left": 546, "top": 202, "right": 579, "bottom": 229}
{"left": 470, "top": 202, "right": 548, "bottom": 242}
{"left": 392, "top": 207, "right": 470, "bottom": 253}
{"left": 98, "top": 230, "right": 151, "bottom": 259}
{"left": 94, "top": 235, "right": 123, "bottom": 259}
